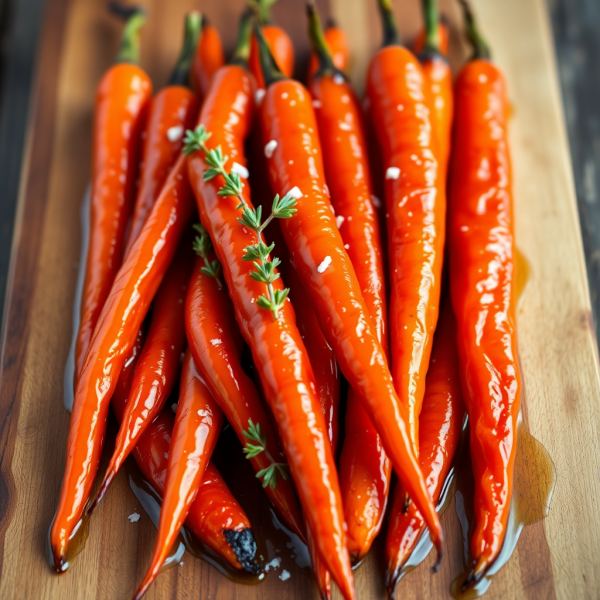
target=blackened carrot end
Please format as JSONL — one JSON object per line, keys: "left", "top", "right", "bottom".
{"left": 432, "top": 529, "right": 444, "bottom": 573}
{"left": 223, "top": 528, "right": 261, "bottom": 574}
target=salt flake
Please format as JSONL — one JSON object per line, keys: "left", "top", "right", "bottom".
{"left": 231, "top": 162, "right": 249, "bottom": 179}
{"left": 386, "top": 166, "right": 401, "bottom": 180}
{"left": 264, "top": 140, "right": 278, "bottom": 158}
{"left": 166, "top": 126, "right": 184, "bottom": 142}
{"left": 279, "top": 570, "right": 291, "bottom": 581}
{"left": 128, "top": 512, "right": 141, "bottom": 523}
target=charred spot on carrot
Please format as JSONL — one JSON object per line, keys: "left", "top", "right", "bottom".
{"left": 223, "top": 529, "right": 261, "bottom": 574}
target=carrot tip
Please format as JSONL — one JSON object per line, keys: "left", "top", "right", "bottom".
{"left": 432, "top": 545, "right": 443, "bottom": 573}
{"left": 223, "top": 528, "right": 261, "bottom": 574}
{"left": 460, "top": 569, "right": 481, "bottom": 593}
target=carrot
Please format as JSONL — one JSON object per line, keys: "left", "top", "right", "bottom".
{"left": 183, "top": 12, "right": 355, "bottom": 598}
{"left": 386, "top": 300, "right": 465, "bottom": 594}
{"left": 449, "top": 3, "right": 521, "bottom": 589}
{"left": 414, "top": 0, "right": 453, "bottom": 179}
{"left": 306, "top": 3, "right": 391, "bottom": 564}
{"left": 109, "top": 338, "right": 253, "bottom": 571}
{"left": 133, "top": 349, "right": 228, "bottom": 598}
{"left": 367, "top": 0, "right": 446, "bottom": 455}
{"left": 74, "top": 6, "right": 151, "bottom": 381}
{"left": 249, "top": 0, "right": 295, "bottom": 90}
{"left": 123, "top": 14, "right": 201, "bottom": 256}
{"left": 185, "top": 236, "right": 305, "bottom": 539}
{"left": 50, "top": 149, "right": 196, "bottom": 571}
{"left": 88, "top": 233, "right": 195, "bottom": 510}
{"left": 190, "top": 19, "right": 225, "bottom": 101}
{"left": 254, "top": 21, "right": 443, "bottom": 561}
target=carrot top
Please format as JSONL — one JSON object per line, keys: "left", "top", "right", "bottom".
{"left": 108, "top": 2, "right": 147, "bottom": 64}
{"left": 169, "top": 12, "right": 203, "bottom": 85}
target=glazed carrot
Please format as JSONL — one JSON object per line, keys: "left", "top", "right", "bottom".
{"left": 306, "top": 4, "right": 391, "bottom": 563}
{"left": 89, "top": 235, "right": 195, "bottom": 510}
{"left": 386, "top": 300, "right": 465, "bottom": 594}
{"left": 185, "top": 243, "right": 305, "bottom": 539}
{"left": 123, "top": 14, "right": 201, "bottom": 256}
{"left": 366, "top": 0, "right": 446, "bottom": 454}
{"left": 307, "top": 17, "right": 349, "bottom": 84}
{"left": 249, "top": 12, "right": 340, "bottom": 451}
{"left": 108, "top": 337, "right": 253, "bottom": 570}
{"left": 110, "top": 325, "right": 146, "bottom": 414}
{"left": 134, "top": 349, "right": 227, "bottom": 598}
{"left": 449, "top": 3, "right": 520, "bottom": 589}
{"left": 183, "top": 15, "right": 355, "bottom": 598}
{"left": 50, "top": 149, "right": 196, "bottom": 571}
{"left": 249, "top": 0, "right": 295, "bottom": 89}
{"left": 255, "top": 24, "right": 442, "bottom": 559}
{"left": 74, "top": 7, "right": 152, "bottom": 381}
{"left": 414, "top": 0, "right": 453, "bottom": 179}
{"left": 190, "top": 20, "right": 225, "bottom": 101}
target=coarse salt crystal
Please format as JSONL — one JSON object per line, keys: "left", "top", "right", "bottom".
{"left": 336, "top": 215, "right": 345, "bottom": 228}
{"left": 371, "top": 195, "right": 382, "bottom": 208}
{"left": 255, "top": 88, "right": 266, "bottom": 104}
{"left": 166, "top": 125, "right": 184, "bottom": 142}
{"left": 279, "top": 570, "right": 291, "bottom": 581}
{"left": 317, "top": 256, "right": 332, "bottom": 273}
{"left": 286, "top": 186, "right": 303, "bottom": 199}
{"left": 265, "top": 557, "right": 282, "bottom": 572}
{"left": 386, "top": 166, "right": 401, "bottom": 180}
{"left": 231, "top": 162, "right": 249, "bottom": 179}
{"left": 210, "top": 338, "right": 222, "bottom": 346}
{"left": 128, "top": 512, "right": 141, "bottom": 523}
{"left": 264, "top": 140, "right": 278, "bottom": 158}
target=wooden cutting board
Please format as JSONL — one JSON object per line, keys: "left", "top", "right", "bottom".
{"left": 1, "top": 0, "right": 599, "bottom": 598}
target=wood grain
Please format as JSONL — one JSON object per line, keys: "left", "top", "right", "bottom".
{"left": 0, "top": 0, "right": 598, "bottom": 599}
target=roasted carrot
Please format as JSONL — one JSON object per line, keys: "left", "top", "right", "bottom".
{"left": 74, "top": 7, "right": 151, "bottom": 381}
{"left": 414, "top": 0, "right": 453, "bottom": 179}
{"left": 123, "top": 14, "right": 201, "bottom": 256}
{"left": 183, "top": 14, "right": 355, "bottom": 598}
{"left": 50, "top": 149, "right": 196, "bottom": 571}
{"left": 185, "top": 242, "right": 305, "bottom": 539}
{"left": 254, "top": 23, "right": 443, "bottom": 560}
{"left": 110, "top": 325, "right": 146, "bottom": 415}
{"left": 89, "top": 234, "right": 195, "bottom": 510}
{"left": 190, "top": 19, "right": 225, "bottom": 101}
{"left": 386, "top": 300, "right": 465, "bottom": 595}
{"left": 306, "top": 3, "right": 391, "bottom": 563}
{"left": 366, "top": 0, "right": 446, "bottom": 455}
{"left": 133, "top": 349, "right": 227, "bottom": 598}
{"left": 108, "top": 339, "right": 253, "bottom": 571}
{"left": 249, "top": 0, "right": 295, "bottom": 90}
{"left": 449, "top": 3, "right": 520, "bottom": 589}
{"left": 307, "top": 17, "right": 349, "bottom": 84}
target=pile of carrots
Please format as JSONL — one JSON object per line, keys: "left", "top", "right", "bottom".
{"left": 50, "top": 0, "right": 521, "bottom": 598}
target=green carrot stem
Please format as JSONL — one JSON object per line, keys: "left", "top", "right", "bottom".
{"left": 169, "top": 12, "right": 203, "bottom": 86}
{"left": 256, "top": 0, "right": 278, "bottom": 24}
{"left": 231, "top": 8, "right": 253, "bottom": 66}
{"left": 306, "top": 1, "right": 345, "bottom": 79}
{"left": 253, "top": 22, "right": 286, "bottom": 87}
{"left": 422, "top": 0, "right": 440, "bottom": 54}
{"left": 458, "top": 0, "right": 491, "bottom": 60}
{"left": 377, "top": 0, "right": 401, "bottom": 47}
{"left": 109, "top": 2, "right": 147, "bottom": 65}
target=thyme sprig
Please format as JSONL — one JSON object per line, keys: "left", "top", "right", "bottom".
{"left": 192, "top": 223, "right": 222, "bottom": 287}
{"left": 242, "top": 419, "right": 289, "bottom": 489}
{"left": 184, "top": 125, "right": 297, "bottom": 318}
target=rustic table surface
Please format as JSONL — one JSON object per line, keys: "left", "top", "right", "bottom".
{"left": 0, "top": 0, "right": 599, "bottom": 599}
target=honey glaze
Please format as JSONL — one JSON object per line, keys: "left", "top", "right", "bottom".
{"left": 46, "top": 512, "right": 90, "bottom": 573}
{"left": 450, "top": 417, "right": 556, "bottom": 599}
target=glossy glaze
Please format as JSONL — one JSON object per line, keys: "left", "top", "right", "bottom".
{"left": 190, "top": 24, "right": 225, "bottom": 101}
{"left": 448, "top": 59, "right": 520, "bottom": 584}
{"left": 386, "top": 300, "right": 465, "bottom": 594}
{"left": 260, "top": 77, "right": 442, "bottom": 559}
{"left": 249, "top": 25, "right": 295, "bottom": 90}
{"left": 307, "top": 24, "right": 350, "bottom": 84}
{"left": 113, "top": 378, "right": 248, "bottom": 570}
{"left": 187, "top": 65, "right": 355, "bottom": 600}
{"left": 124, "top": 86, "right": 199, "bottom": 256}
{"left": 367, "top": 45, "right": 445, "bottom": 454}
{"left": 308, "top": 30, "right": 391, "bottom": 562}
{"left": 50, "top": 153, "right": 195, "bottom": 571}
{"left": 135, "top": 350, "right": 225, "bottom": 598}
{"left": 74, "top": 62, "right": 151, "bottom": 380}
{"left": 185, "top": 255, "right": 305, "bottom": 539}
{"left": 94, "top": 235, "right": 194, "bottom": 506}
